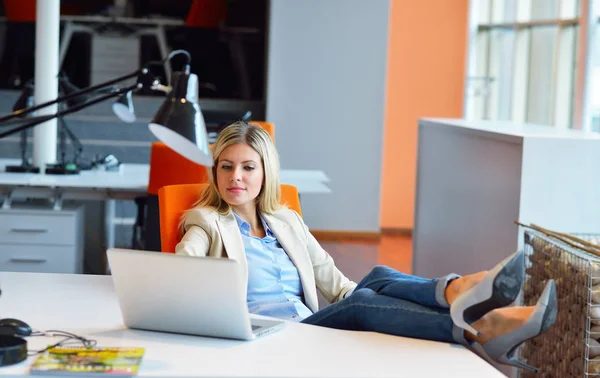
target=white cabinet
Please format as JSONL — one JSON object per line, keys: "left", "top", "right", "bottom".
{"left": 413, "top": 118, "right": 600, "bottom": 279}
{"left": 0, "top": 204, "right": 84, "bottom": 273}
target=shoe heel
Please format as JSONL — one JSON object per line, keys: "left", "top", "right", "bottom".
{"left": 450, "top": 251, "right": 525, "bottom": 335}
{"left": 497, "top": 354, "right": 538, "bottom": 373}
{"left": 481, "top": 280, "right": 557, "bottom": 372}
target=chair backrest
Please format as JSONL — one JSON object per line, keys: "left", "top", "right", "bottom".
{"left": 158, "top": 183, "right": 302, "bottom": 253}
{"left": 147, "top": 142, "right": 210, "bottom": 195}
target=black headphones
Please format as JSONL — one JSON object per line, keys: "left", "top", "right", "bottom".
{"left": 0, "top": 314, "right": 97, "bottom": 367}
{"left": 0, "top": 335, "right": 27, "bottom": 366}
{"left": 0, "top": 318, "right": 30, "bottom": 366}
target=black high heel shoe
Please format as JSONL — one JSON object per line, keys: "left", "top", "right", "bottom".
{"left": 480, "top": 280, "right": 557, "bottom": 372}
{"left": 450, "top": 250, "right": 525, "bottom": 336}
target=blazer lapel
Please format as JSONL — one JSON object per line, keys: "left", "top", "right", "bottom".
{"left": 216, "top": 214, "right": 248, "bottom": 287}
{"left": 263, "top": 214, "right": 318, "bottom": 312}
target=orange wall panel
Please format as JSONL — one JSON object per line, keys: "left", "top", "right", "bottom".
{"left": 380, "top": 0, "right": 469, "bottom": 229}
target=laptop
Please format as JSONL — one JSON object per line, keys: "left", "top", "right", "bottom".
{"left": 106, "top": 248, "right": 285, "bottom": 341}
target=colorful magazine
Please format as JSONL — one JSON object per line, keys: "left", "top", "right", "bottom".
{"left": 30, "top": 346, "right": 145, "bottom": 376}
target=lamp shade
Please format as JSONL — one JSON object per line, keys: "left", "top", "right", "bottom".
{"left": 148, "top": 71, "right": 212, "bottom": 167}
{"left": 112, "top": 91, "right": 136, "bottom": 123}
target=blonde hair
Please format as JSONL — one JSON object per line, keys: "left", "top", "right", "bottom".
{"left": 180, "top": 121, "right": 282, "bottom": 229}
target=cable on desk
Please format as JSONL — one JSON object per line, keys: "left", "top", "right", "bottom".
{"left": 27, "top": 329, "right": 97, "bottom": 356}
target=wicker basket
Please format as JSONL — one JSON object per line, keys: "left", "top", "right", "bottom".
{"left": 519, "top": 226, "right": 600, "bottom": 377}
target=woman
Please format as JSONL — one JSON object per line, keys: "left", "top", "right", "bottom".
{"left": 176, "top": 121, "right": 557, "bottom": 372}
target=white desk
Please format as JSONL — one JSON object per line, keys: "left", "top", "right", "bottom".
{"left": 0, "top": 158, "right": 331, "bottom": 203}
{"left": 0, "top": 272, "right": 502, "bottom": 378}
{"left": 0, "top": 158, "right": 331, "bottom": 254}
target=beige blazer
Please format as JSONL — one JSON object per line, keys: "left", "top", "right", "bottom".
{"left": 175, "top": 207, "right": 357, "bottom": 313}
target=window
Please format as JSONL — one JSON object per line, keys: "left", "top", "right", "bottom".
{"left": 589, "top": 1, "right": 600, "bottom": 131}
{"left": 465, "top": 0, "right": 590, "bottom": 130}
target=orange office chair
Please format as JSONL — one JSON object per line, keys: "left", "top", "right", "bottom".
{"left": 133, "top": 142, "right": 210, "bottom": 251}
{"left": 148, "top": 142, "right": 210, "bottom": 195}
{"left": 158, "top": 183, "right": 302, "bottom": 253}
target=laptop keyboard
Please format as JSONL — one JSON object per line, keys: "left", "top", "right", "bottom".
{"left": 251, "top": 325, "right": 261, "bottom": 331}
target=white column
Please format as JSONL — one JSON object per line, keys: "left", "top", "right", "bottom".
{"left": 33, "top": 0, "right": 60, "bottom": 169}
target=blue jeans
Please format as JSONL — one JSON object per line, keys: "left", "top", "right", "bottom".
{"left": 301, "top": 266, "right": 468, "bottom": 345}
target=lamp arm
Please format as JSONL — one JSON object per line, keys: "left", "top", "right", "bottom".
{"left": 2, "top": 49, "right": 192, "bottom": 124}
{"left": 146, "top": 49, "right": 191, "bottom": 72}
{"left": 58, "top": 116, "right": 83, "bottom": 164}
{"left": 0, "top": 69, "right": 145, "bottom": 123}
{"left": 0, "top": 84, "right": 139, "bottom": 139}
{"left": 61, "top": 118, "right": 84, "bottom": 162}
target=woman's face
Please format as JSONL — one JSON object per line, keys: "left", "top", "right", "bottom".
{"left": 216, "top": 143, "right": 264, "bottom": 211}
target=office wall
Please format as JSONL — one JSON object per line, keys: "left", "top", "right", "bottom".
{"left": 266, "top": 0, "right": 390, "bottom": 232}
{"left": 380, "top": 0, "right": 469, "bottom": 230}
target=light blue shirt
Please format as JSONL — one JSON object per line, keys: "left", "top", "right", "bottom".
{"left": 232, "top": 212, "right": 314, "bottom": 322}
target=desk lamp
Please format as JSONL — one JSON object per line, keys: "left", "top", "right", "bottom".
{"left": 112, "top": 90, "right": 136, "bottom": 123}
{"left": 0, "top": 50, "right": 213, "bottom": 172}
{"left": 5, "top": 74, "right": 136, "bottom": 174}
{"left": 57, "top": 72, "right": 137, "bottom": 124}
